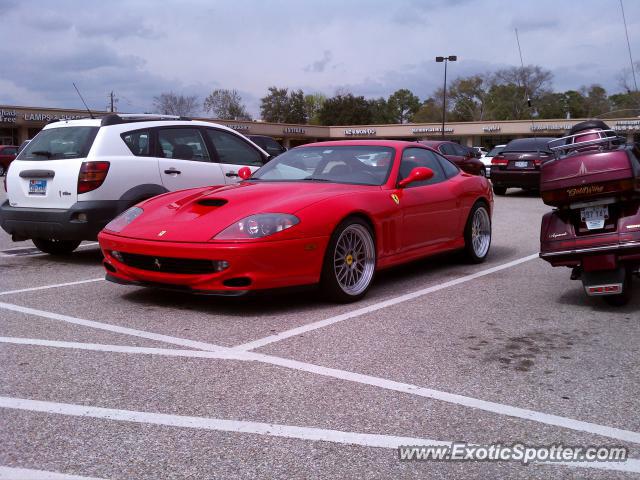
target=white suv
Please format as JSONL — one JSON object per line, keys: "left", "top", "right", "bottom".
{"left": 0, "top": 114, "right": 269, "bottom": 254}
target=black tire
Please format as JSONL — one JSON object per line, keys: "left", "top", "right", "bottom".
{"left": 480, "top": 166, "right": 487, "bottom": 177}
{"left": 493, "top": 185, "right": 507, "bottom": 196}
{"left": 463, "top": 202, "right": 492, "bottom": 264}
{"left": 320, "top": 217, "right": 376, "bottom": 303}
{"left": 0, "top": 165, "right": 5, "bottom": 176}
{"left": 603, "top": 269, "right": 633, "bottom": 307}
{"left": 32, "top": 238, "right": 82, "bottom": 255}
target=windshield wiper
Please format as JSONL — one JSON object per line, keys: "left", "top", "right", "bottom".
{"left": 303, "top": 177, "right": 331, "bottom": 182}
{"left": 31, "top": 150, "right": 52, "bottom": 158}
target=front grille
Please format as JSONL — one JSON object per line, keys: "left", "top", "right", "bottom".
{"left": 119, "top": 252, "right": 219, "bottom": 274}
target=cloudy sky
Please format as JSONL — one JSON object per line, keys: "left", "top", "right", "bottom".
{"left": 1, "top": 0, "right": 638, "bottom": 118}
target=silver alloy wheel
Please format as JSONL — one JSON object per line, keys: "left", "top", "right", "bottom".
{"left": 471, "top": 206, "right": 491, "bottom": 258}
{"left": 333, "top": 224, "right": 375, "bottom": 296}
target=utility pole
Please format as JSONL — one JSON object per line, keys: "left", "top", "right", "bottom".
{"left": 435, "top": 55, "right": 457, "bottom": 138}
{"left": 110, "top": 91, "right": 115, "bottom": 113}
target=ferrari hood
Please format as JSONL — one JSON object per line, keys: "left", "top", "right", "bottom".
{"left": 117, "top": 181, "right": 367, "bottom": 242}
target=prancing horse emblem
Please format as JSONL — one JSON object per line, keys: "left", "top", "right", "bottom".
{"left": 154, "top": 258, "right": 162, "bottom": 270}
{"left": 157, "top": 230, "right": 167, "bottom": 237}
{"left": 391, "top": 194, "right": 400, "bottom": 205}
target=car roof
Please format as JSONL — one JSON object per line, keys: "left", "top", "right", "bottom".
{"left": 297, "top": 139, "right": 428, "bottom": 149}
{"left": 417, "top": 140, "right": 449, "bottom": 147}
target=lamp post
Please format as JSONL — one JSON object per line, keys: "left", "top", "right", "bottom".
{"left": 435, "top": 55, "right": 457, "bottom": 138}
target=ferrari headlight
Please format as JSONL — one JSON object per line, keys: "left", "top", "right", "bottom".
{"left": 104, "top": 207, "right": 144, "bottom": 233}
{"left": 214, "top": 213, "right": 299, "bottom": 240}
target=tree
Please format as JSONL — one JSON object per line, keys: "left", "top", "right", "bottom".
{"left": 304, "top": 93, "right": 326, "bottom": 125}
{"left": 582, "top": 84, "right": 610, "bottom": 117}
{"left": 447, "top": 75, "right": 488, "bottom": 121}
{"left": 152, "top": 92, "right": 199, "bottom": 116}
{"left": 203, "top": 89, "right": 251, "bottom": 120}
{"left": 284, "top": 89, "right": 307, "bottom": 124}
{"left": 260, "top": 87, "right": 291, "bottom": 123}
{"left": 387, "top": 89, "right": 420, "bottom": 123}
{"left": 411, "top": 98, "right": 442, "bottom": 123}
{"left": 318, "top": 93, "right": 374, "bottom": 125}
{"left": 368, "top": 97, "right": 392, "bottom": 124}
{"left": 484, "top": 83, "right": 529, "bottom": 120}
{"left": 493, "top": 65, "right": 553, "bottom": 101}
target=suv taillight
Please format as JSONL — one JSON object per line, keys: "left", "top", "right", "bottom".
{"left": 78, "top": 161, "right": 110, "bottom": 194}
{"left": 491, "top": 155, "right": 508, "bottom": 166}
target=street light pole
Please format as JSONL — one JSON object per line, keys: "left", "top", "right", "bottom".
{"left": 435, "top": 55, "right": 457, "bottom": 138}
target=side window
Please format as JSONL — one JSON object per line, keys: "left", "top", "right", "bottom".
{"left": 121, "top": 130, "right": 150, "bottom": 156}
{"left": 157, "top": 128, "right": 210, "bottom": 161}
{"left": 440, "top": 144, "right": 455, "bottom": 156}
{"left": 206, "top": 129, "right": 263, "bottom": 166}
{"left": 433, "top": 152, "right": 460, "bottom": 178}
{"left": 399, "top": 147, "right": 446, "bottom": 187}
{"left": 4, "top": 147, "right": 17, "bottom": 155}
{"left": 453, "top": 143, "right": 469, "bottom": 156}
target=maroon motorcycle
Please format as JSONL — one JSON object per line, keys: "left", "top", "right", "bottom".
{"left": 539, "top": 120, "right": 640, "bottom": 306}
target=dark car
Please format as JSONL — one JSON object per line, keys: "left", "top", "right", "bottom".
{"left": 0, "top": 145, "right": 18, "bottom": 176}
{"left": 490, "top": 137, "right": 555, "bottom": 195}
{"left": 418, "top": 140, "right": 485, "bottom": 176}
{"left": 248, "top": 135, "right": 287, "bottom": 158}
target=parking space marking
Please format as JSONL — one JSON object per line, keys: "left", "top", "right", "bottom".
{"left": 4, "top": 335, "right": 640, "bottom": 445}
{"left": 0, "top": 466, "right": 105, "bottom": 480}
{"left": 0, "top": 396, "right": 637, "bottom": 474}
{"left": 0, "top": 302, "right": 224, "bottom": 352}
{"left": 0, "top": 278, "right": 104, "bottom": 296}
{"left": 232, "top": 253, "right": 540, "bottom": 352}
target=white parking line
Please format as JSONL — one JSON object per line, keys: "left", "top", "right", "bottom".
{"left": 0, "top": 302, "right": 224, "bottom": 352}
{"left": 0, "top": 278, "right": 104, "bottom": 296}
{"left": 0, "top": 396, "right": 637, "bottom": 474}
{"left": 0, "top": 466, "right": 105, "bottom": 480}
{"left": 233, "top": 253, "right": 540, "bottom": 351}
{"left": 3, "top": 335, "right": 640, "bottom": 445}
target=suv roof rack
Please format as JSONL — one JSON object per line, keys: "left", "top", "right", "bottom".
{"left": 100, "top": 113, "right": 192, "bottom": 126}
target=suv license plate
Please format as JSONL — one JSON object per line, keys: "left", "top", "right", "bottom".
{"left": 28, "top": 179, "right": 47, "bottom": 195}
{"left": 581, "top": 205, "right": 608, "bottom": 230}
{"left": 514, "top": 161, "right": 528, "bottom": 168}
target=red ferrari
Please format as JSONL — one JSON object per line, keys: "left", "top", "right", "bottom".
{"left": 98, "top": 140, "right": 493, "bottom": 302}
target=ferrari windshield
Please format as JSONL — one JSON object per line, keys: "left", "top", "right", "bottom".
{"left": 251, "top": 146, "right": 394, "bottom": 186}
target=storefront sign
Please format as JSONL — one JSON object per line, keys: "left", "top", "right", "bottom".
{"left": 0, "top": 109, "right": 17, "bottom": 123}
{"left": 284, "top": 127, "right": 305, "bottom": 134}
{"left": 22, "top": 112, "right": 85, "bottom": 122}
{"left": 482, "top": 125, "right": 501, "bottom": 132}
{"left": 411, "top": 126, "right": 454, "bottom": 134}
{"left": 225, "top": 124, "right": 250, "bottom": 131}
{"left": 344, "top": 128, "right": 376, "bottom": 136}
{"left": 613, "top": 120, "right": 640, "bottom": 132}
{"left": 530, "top": 124, "right": 571, "bottom": 132}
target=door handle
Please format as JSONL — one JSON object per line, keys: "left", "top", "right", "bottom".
{"left": 164, "top": 169, "right": 181, "bottom": 175}
{"left": 225, "top": 171, "right": 239, "bottom": 177}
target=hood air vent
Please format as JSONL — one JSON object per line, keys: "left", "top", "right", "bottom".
{"left": 197, "top": 198, "right": 228, "bottom": 207}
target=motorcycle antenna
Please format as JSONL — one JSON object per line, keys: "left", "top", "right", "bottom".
{"left": 515, "top": 28, "right": 538, "bottom": 144}
{"left": 73, "top": 82, "right": 95, "bottom": 119}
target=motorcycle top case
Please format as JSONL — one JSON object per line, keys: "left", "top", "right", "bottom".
{"left": 540, "top": 146, "right": 640, "bottom": 208}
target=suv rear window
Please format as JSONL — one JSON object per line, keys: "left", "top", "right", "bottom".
{"left": 18, "top": 126, "right": 98, "bottom": 161}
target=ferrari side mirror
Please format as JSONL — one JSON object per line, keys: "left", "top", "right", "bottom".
{"left": 398, "top": 167, "right": 434, "bottom": 188}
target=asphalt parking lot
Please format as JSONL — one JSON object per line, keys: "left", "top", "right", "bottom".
{"left": 0, "top": 183, "right": 639, "bottom": 479}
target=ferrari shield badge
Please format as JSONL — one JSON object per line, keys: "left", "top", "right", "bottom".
{"left": 157, "top": 230, "right": 167, "bottom": 237}
{"left": 391, "top": 193, "right": 400, "bottom": 205}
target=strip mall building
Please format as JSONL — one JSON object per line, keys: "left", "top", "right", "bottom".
{"left": 2, "top": 105, "right": 639, "bottom": 148}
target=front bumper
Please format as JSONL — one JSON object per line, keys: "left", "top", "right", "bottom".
{"left": 491, "top": 169, "right": 540, "bottom": 189}
{"left": 0, "top": 199, "right": 127, "bottom": 241}
{"left": 98, "top": 231, "right": 329, "bottom": 294}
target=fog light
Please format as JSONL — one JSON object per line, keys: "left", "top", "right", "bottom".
{"left": 111, "top": 250, "right": 123, "bottom": 262}
{"left": 213, "top": 260, "right": 229, "bottom": 272}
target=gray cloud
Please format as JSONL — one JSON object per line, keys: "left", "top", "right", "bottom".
{"left": 304, "top": 50, "right": 333, "bottom": 73}
{"left": 0, "top": 0, "right": 637, "bottom": 119}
